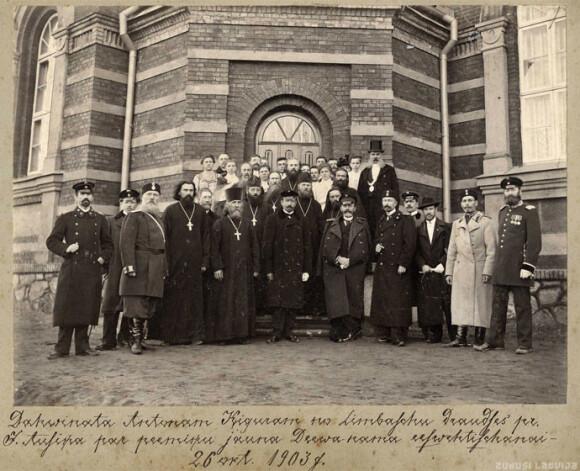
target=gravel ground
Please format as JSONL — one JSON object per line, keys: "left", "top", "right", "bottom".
{"left": 13, "top": 309, "right": 566, "bottom": 406}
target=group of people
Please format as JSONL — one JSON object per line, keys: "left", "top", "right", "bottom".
{"left": 45, "top": 139, "right": 542, "bottom": 359}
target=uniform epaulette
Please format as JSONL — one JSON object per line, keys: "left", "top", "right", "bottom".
{"left": 525, "top": 205, "right": 536, "bottom": 210}
{"left": 499, "top": 205, "right": 509, "bottom": 211}
{"left": 481, "top": 214, "right": 491, "bottom": 220}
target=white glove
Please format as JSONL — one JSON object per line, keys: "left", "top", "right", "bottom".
{"left": 433, "top": 263, "right": 445, "bottom": 274}
{"left": 520, "top": 269, "right": 534, "bottom": 279}
{"left": 302, "top": 273, "right": 309, "bottom": 282}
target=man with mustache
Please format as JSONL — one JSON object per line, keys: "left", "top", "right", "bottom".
{"left": 263, "top": 189, "right": 312, "bottom": 343}
{"left": 415, "top": 197, "right": 454, "bottom": 344}
{"left": 46, "top": 181, "right": 113, "bottom": 359}
{"left": 357, "top": 140, "right": 399, "bottom": 236}
{"left": 161, "top": 181, "right": 210, "bottom": 346}
{"left": 209, "top": 187, "right": 260, "bottom": 344}
{"left": 242, "top": 177, "right": 270, "bottom": 317}
{"left": 280, "top": 157, "right": 301, "bottom": 192}
{"left": 477, "top": 177, "right": 542, "bottom": 354}
{"left": 334, "top": 167, "right": 366, "bottom": 219}
{"left": 97, "top": 188, "right": 140, "bottom": 351}
{"left": 319, "top": 194, "right": 372, "bottom": 342}
{"left": 445, "top": 189, "right": 496, "bottom": 349}
{"left": 119, "top": 182, "right": 166, "bottom": 354}
{"left": 370, "top": 188, "right": 416, "bottom": 346}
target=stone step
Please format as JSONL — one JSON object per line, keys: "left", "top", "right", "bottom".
{"left": 256, "top": 315, "right": 330, "bottom": 337}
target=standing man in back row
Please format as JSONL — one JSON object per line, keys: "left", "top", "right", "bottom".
{"left": 357, "top": 140, "right": 399, "bottom": 236}
{"left": 477, "top": 177, "right": 541, "bottom": 354}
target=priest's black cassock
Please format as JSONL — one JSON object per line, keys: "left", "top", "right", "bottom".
{"left": 161, "top": 201, "right": 210, "bottom": 344}
{"left": 209, "top": 216, "right": 260, "bottom": 341}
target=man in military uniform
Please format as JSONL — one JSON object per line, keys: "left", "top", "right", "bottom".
{"left": 46, "top": 181, "right": 113, "bottom": 359}
{"left": 319, "top": 194, "right": 372, "bottom": 342}
{"left": 97, "top": 188, "right": 140, "bottom": 351}
{"left": 445, "top": 189, "right": 496, "bottom": 348}
{"left": 370, "top": 188, "right": 416, "bottom": 346}
{"left": 119, "top": 182, "right": 166, "bottom": 354}
{"left": 477, "top": 177, "right": 542, "bottom": 354}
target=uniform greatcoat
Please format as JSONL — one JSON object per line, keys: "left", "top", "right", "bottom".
{"left": 445, "top": 211, "right": 496, "bottom": 327}
{"left": 46, "top": 207, "right": 113, "bottom": 326}
{"left": 319, "top": 216, "right": 372, "bottom": 319}
{"left": 370, "top": 210, "right": 416, "bottom": 327}
{"left": 119, "top": 210, "right": 166, "bottom": 299}
{"left": 101, "top": 211, "right": 126, "bottom": 313}
{"left": 262, "top": 209, "right": 312, "bottom": 310}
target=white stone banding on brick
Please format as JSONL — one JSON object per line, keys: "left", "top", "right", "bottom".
{"left": 188, "top": 48, "right": 393, "bottom": 65}
{"left": 350, "top": 89, "right": 393, "bottom": 100}
{"left": 63, "top": 100, "right": 126, "bottom": 118}
{"left": 392, "top": 64, "right": 439, "bottom": 89}
{"left": 448, "top": 77, "right": 484, "bottom": 93}
{"left": 66, "top": 67, "right": 128, "bottom": 86}
{"left": 134, "top": 92, "right": 186, "bottom": 115}
{"left": 136, "top": 57, "right": 188, "bottom": 82}
{"left": 350, "top": 123, "right": 394, "bottom": 136}
{"left": 394, "top": 98, "right": 440, "bottom": 121}
{"left": 186, "top": 84, "right": 230, "bottom": 96}
{"left": 60, "top": 135, "right": 124, "bottom": 151}
{"left": 449, "top": 110, "right": 485, "bottom": 124}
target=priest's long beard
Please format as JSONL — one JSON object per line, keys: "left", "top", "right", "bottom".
{"left": 181, "top": 194, "right": 194, "bottom": 209}
{"left": 248, "top": 194, "right": 263, "bottom": 206}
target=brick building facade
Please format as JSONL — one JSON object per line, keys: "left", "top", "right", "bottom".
{"left": 13, "top": 6, "right": 566, "bottom": 319}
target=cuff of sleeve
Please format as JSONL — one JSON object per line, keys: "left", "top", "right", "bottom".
{"left": 522, "top": 263, "right": 536, "bottom": 273}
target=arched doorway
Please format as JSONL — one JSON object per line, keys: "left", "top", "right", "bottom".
{"left": 256, "top": 111, "right": 322, "bottom": 168}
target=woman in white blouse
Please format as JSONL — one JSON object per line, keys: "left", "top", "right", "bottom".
{"left": 312, "top": 164, "right": 333, "bottom": 211}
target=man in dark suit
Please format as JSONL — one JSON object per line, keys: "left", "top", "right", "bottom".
{"left": 319, "top": 195, "right": 372, "bottom": 342}
{"left": 119, "top": 182, "right": 166, "bottom": 354}
{"left": 415, "top": 197, "right": 454, "bottom": 343}
{"left": 46, "top": 181, "right": 113, "bottom": 359}
{"left": 263, "top": 190, "right": 312, "bottom": 343}
{"left": 477, "top": 176, "right": 542, "bottom": 354}
{"left": 97, "top": 188, "right": 140, "bottom": 351}
{"left": 357, "top": 140, "right": 399, "bottom": 236}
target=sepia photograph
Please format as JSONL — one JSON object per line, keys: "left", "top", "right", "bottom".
{"left": 11, "top": 3, "right": 568, "bottom": 413}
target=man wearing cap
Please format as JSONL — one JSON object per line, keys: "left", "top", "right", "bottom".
{"left": 296, "top": 172, "right": 325, "bottom": 317}
{"left": 46, "top": 181, "right": 113, "bottom": 359}
{"left": 161, "top": 181, "right": 210, "bottom": 346}
{"left": 319, "top": 194, "right": 372, "bottom": 342}
{"left": 370, "top": 188, "right": 416, "bottom": 346}
{"left": 477, "top": 177, "right": 542, "bottom": 354}
{"left": 415, "top": 197, "right": 454, "bottom": 343}
{"left": 263, "top": 189, "right": 312, "bottom": 343}
{"left": 119, "top": 182, "right": 166, "bottom": 354}
{"left": 357, "top": 140, "right": 399, "bottom": 236}
{"left": 209, "top": 187, "right": 260, "bottom": 344}
{"left": 97, "top": 188, "right": 140, "bottom": 351}
{"left": 445, "top": 189, "right": 496, "bottom": 348}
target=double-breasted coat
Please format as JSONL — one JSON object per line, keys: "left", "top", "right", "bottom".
{"left": 46, "top": 207, "right": 113, "bottom": 327}
{"left": 262, "top": 209, "right": 312, "bottom": 310}
{"left": 101, "top": 211, "right": 126, "bottom": 313}
{"left": 493, "top": 201, "right": 542, "bottom": 287}
{"left": 119, "top": 210, "right": 166, "bottom": 298}
{"left": 445, "top": 211, "right": 497, "bottom": 327}
{"left": 319, "top": 216, "right": 372, "bottom": 319}
{"left": 370, "top": 210, "right": 416, "bottom": 327}
{"left": 415, "top": 218, "right": 451, "bottom": 326}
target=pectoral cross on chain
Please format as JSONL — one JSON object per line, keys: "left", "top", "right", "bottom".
{"left": 186, "top": 221, "right": 193, "bottom": 231}
{"left": 251, "top": 217, "right": 257, "bottom": 226}
{"left": 234, "top": 229, "right": 241, "bottom": 241}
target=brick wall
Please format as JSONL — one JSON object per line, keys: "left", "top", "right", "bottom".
{"left": 133, "top": 102, "right": 185, "bottom": 137}
{"left": 184, "top": 132, "right": 227, "bottom": 161}
{"left": 131, "top": 138, "right": 184, "bottom": 171}
{"left": 505, "top": 6, "right": 523, "bottom": 166}
{"left": 392, "top": 38, "right": 439, "bottom": 79}
{"left": 448, "top": 87, "right": 485, "bottom": 114}
{"left": 135, "top": 68, "right": 186, "bottom": 103}
{"left": 448, "top": 54, "right": 484, "bottom": 84}
{"left": 351, "top": 64, "right": 392, "bottom": 90}
{"left": 393, "top": 142, "right": 441, "bottom": 177}
{"left": 449, "top": 119, "right": 485, "bottom": 147}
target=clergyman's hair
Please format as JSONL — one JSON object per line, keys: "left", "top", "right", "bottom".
{"left": 173, "top": 180, "right": 196, "bottom": 201}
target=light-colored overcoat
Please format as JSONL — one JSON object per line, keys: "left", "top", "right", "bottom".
{"left": 445, "top": 211, "right": 497, "bottom": 327}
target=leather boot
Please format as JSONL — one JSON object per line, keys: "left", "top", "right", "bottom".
{"left": 444, "top": 325, "right": 464, "bottom": 347}
{"left": 473, "top": 327, "right": 486, "bottom": 347}
{"left": 457, "top": 325, "right": 469, "bottom": 347}
{"left": 131, "top": 319, "right": 143, "bottom": 355}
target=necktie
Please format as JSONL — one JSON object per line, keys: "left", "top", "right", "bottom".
{"left": 465, "top": 213, "right": 471, "bottom": 223}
